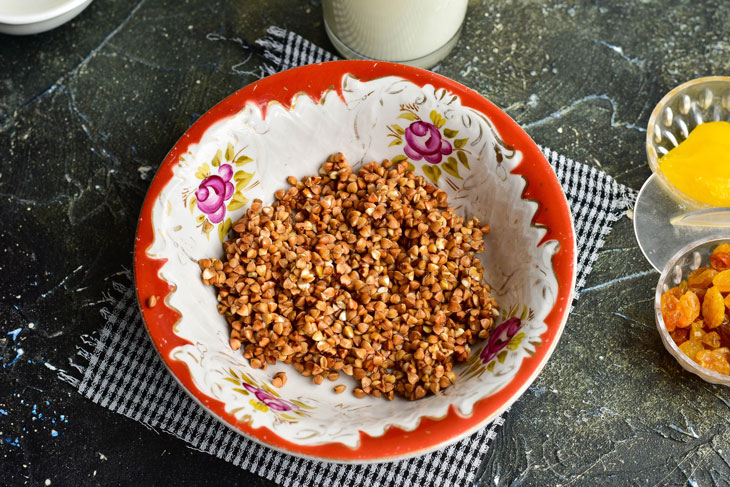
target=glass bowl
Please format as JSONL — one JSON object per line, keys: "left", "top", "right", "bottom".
{"left": 646, "top": 76, "right": 730, "bottom": 209}
{"left": 655, "top": 235, "right": 730, "bottom": 385}
{"left": 635, "top": 77, "right": 730, "bottom": 272}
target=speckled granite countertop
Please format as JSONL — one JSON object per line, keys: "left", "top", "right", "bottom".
{"left": 2, "top": 1, "right": 730, "bottom": 485}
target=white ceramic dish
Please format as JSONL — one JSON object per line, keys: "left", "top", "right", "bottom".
{"left": 134, "top": 61, "right": 577, "bottom": 462}
{"left": 0, "top": 0, "right": 92, "bottom": 35}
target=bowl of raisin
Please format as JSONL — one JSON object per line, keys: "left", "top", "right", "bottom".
{"left": 656, "top": 236, "right": 730, "bottom": 384}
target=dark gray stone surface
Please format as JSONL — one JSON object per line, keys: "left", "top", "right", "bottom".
{"left": 1, "top": 0, "right": 729, "bottom": 485}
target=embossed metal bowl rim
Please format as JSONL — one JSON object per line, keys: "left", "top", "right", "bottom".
{"left": 0, "top": 0, "right": 90, "bottom": 24}
{"left": 134, "top": 60, "right": 577, "bottom": 463}
{"left": 645, "top": 75, "right": 730, "bottom": 210}
{"left": 655, "top": 235, "right": 730, "bottom": 385}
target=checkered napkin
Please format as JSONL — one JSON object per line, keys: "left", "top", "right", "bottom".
{"left": 59, "top": 27, "right": 636, "bottom": 487}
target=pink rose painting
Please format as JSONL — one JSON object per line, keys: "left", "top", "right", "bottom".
{"left": 187, "top": 143, "right": 256, "bottom": 241}
{"left": 196, "top": 164, "right": 235, "bottom": 224}
{"left": 403, "top": 121, "right": 452, "bottom": 164}
{"left": 480, "top": 317, "right": 523, "bottom": 364}
{"left": 224, "top": 367, "right": 314, "bottom": 424}
{"left": 386, "top": 104, "right": 470, "bottom": 185}
{"left": 242, "top": 383, "right": 296, "bottom": 412}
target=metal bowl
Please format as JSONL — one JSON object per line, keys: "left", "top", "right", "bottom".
{"left": 646, "top": 76, "right": 730, "bottom": 209}
{"left": 655, "top": 235, "right": 730, "bottom": 385}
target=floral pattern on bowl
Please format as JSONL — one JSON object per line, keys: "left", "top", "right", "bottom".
{"left": 184, "top": 144, "right": 257, "bottom": 241}
{"left": 387, "top": 104, "right": 472, "bottom": 185}
{"left": 136, "top": 61, "right": 575, "bottom": 462}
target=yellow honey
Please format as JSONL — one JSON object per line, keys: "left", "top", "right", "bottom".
{"left": 659, "top": 121, "right": 730, "bottom": 207}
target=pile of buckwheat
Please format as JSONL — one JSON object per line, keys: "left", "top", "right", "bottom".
{"left": 199, "top": 153, "right": 496, "bottom": 400}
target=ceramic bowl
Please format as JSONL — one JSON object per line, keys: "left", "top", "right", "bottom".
{"left": 0, "top": 0, "right": 92, "bottom": 35}
{"left": 646, "top": 76, "right": 730, "bottom": 209}
{"left": 655, "top": 235, "right": 730, "bottom": 385}
{"left": 134, "top": 61, "right": 576, "bottom": 462}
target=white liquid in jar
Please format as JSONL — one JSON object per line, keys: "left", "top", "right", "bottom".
{"left": 323, "top": 0, "right": 467, "bottom": 68}
{"left": 0, "top": 0, "right": 69, "bottom": 16}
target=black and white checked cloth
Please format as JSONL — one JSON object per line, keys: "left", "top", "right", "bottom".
{"left": 257, "top": 26, "right": 337, "bottom": 75}
{"left": 60, "top": 27, "right": 636, "bottom": 487}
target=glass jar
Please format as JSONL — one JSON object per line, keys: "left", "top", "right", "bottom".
{"left": 322, "top": 0, "right": 468, "bottom": 69}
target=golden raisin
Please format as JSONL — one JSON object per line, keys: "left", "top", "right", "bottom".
{"left": 714, "top": 347, "right": 730, "bottom": 361}
{"left": 690, "top": 320, "right": 706, "bottom": 341}
{"left": 711, "top": 244, "right": 730, "bottom": 271}
{"left": 703, "top": 286, "right": 726, "bottom": 328}
{"left": 702, "top": 331, "right": 722, "bottom": 349}
{"left": 679, "top": 339, "right": 704, "bottom": 362}
{"left": 713, "top": 270, "right": 730, "bottom": 293}
{"left": 672, "top": 244, "right": 730, "bottom": 376}
{"left": 661, "top": 292, "right": 682, "bottom": 332}
{"left": 714, "top": 347, "right": 730, "bottom": 362}
{"left": 718, "top": 321, "right": 730, "bottom": 349}
{"left": 696, "top": 348, "right": 730, "bottom": 375}
{"left": 671, "top": 327, "right": 689, "bottom": 346}
{"left": 690, "top": 287, "right": 707, "bottom": 301}
{"left": 678, "top": 291, "right": 700, "bottom": 327}
{"left": 687, "top": 267, "right": 717, "bottom": 289}
{"left": 667, "top": 286, "right": 684, "bottom": 299}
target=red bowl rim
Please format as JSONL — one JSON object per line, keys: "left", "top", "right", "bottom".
{"left": 133, "top": 60, "right": 577, "bottom": 463}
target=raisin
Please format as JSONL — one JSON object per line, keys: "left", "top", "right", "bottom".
{"left": 713, "top": 243, "right": 730, "bottom": 255}
{"left": 712, "top": 270, "right": 730, "bottom": 293}
{"left": 662, "top": 243, "right": 730, "bottom": 376}
{"left": 718, "top": 321, "right": 730, "bottom": 349}
{"left": 661, "top": 291, "right": 682, "bottom": 332}
{"left": 679, "top": 339, "right": 704, "bottom": 362}
{"left": 696, "top": 349, "right": 730, "bottom": 375}
{"left": 690, "top": 320, "right": 706, "bottom": 341}
{"left": 714, "top": 347, "right": 730, "bottom": 362}
{"left": 703, "top": 331, "right": 722, "bottom": 349}
{"left": 678, "top": 291, "right": 700, "bottom": 327}
{"left": 703, "top": 286, "right": 725, "bottom": 328}
{"left": 671, "top": 327, "right": 689, "bottom": 346}
{"left": 690, "top": 287, "right": 707, "bottom": 301}
{"left": 711, "top": 253, "right": 730, "bottom": 271}
{"left": 667, "top": 286, "right": 683, "bottom": 298}
{"left": 688, "top": 267, "right": 717, "bottom": 288}
{"left": 711, "top": 243, "right": 730, "bottom": 271}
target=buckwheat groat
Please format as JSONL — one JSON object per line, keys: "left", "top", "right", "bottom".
{"left": 200, "top": 153, "right": 496, "bottom": 400}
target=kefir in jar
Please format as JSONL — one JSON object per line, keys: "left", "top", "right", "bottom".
{"left": 322, "top": 0, "right": 468, "bottom": 68}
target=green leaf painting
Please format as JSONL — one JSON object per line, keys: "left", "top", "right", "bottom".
{"left": 457, "top": 150, "right": 470, "bottom": 169}
{"left": 211, "top": 149, "right": 222, "bottom": 167}
{"left": 422, "top": 164, "right": 441, "bottom": 185}
{"left": 442, "top": 157, "right": 462, "bottom": 179}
